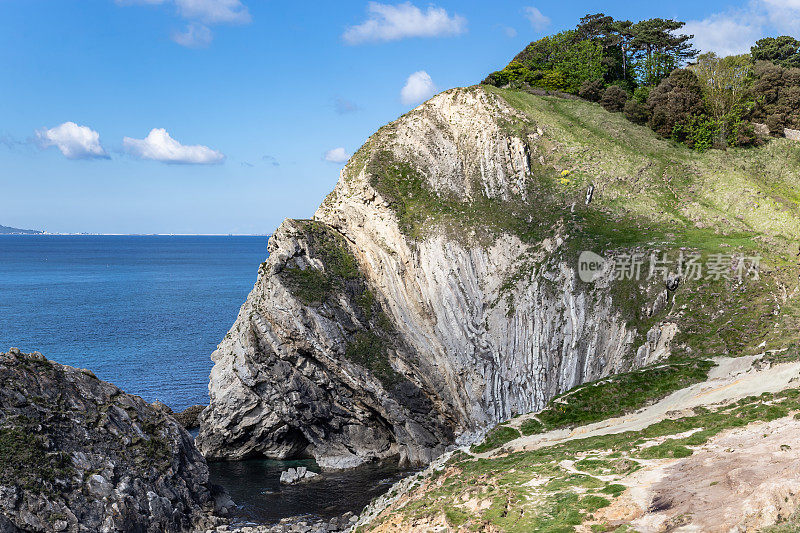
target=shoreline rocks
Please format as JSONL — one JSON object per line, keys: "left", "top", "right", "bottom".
{"left": 209, "top": 511, "right": 359, "bottom": 533}
{"left": 0, "top": 348, "right": 224, "bottom": 532}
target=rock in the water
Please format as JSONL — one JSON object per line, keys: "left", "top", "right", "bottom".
{"left": 0, "top": 348, "right": 220, "bottom": 532}
{"left": 279, "top": 467, "right": 318, "bottom": 484}
{"left": 174, "top": 404, "right": 205, "bottom": 430}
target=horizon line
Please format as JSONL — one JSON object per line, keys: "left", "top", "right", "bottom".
{"left": 1, "top": 233, "right": 271, "bottom": 237}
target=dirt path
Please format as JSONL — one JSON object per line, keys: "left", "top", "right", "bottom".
{"left": 592, "top": 416, "right": 800, "bottom": 532}
{"left": 479, "top": 356, "right": 800, "bottom": 458}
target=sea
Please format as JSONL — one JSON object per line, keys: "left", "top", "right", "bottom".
{"left": 0, "top": 234, "right": 407, "bottom": 523}
{"left": 0, "top": 234, "right": 266, "bottom": 410}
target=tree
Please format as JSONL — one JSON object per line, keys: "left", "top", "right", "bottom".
{"left": 576, "top": 14, "right": 636, "bottom": 84}
{"left": 751, "top": 36, "right": 800, "bottom": 69}
{"left": 647, "top": 69, "right": 706, "bottom": 138}
{"left": 629, "top": 19, "right": 697, "bottom": 86}
{"left": 484, "top": 31, "right": 605, "bottom": 93}
{"left": 689, "top": 52, "right": 753, "bottom": 143}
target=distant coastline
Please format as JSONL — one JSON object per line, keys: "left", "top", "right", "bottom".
{"left": 0, "top": 224, "right": 43, "bottom": 235}
{"left": 0, "top": 230, "right": 269, "bottom": 237}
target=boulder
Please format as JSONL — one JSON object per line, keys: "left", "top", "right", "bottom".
{"left": 279, "top": 467, "right": 319, "bottom": 484}
{"left": 174, "top": 405, "right": 205, "bottom": 430}
{"left": 784, "top": 127, "right": 800, "bottom": 141}
{"left": 753, "top": 122, "right": 770, "bottom": 136}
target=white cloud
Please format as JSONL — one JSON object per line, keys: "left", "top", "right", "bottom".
{"left": 175, "top": 0, "right": 250, "bottom": 24}
{"left": 682, "top": 0, "right": 800, "bottom": 56}
{"left": 324, "top": 147, "right": 350, "bottom": 164}
{"left": 123, "top": 128, "right": 224, "bottom": 164}
{"left": 502, "top": 26, "right": 517, "bottom": 38}
{"left": 172, "top": 23, "right": 213, "bottom": 47}
{"left": 523, "top": 6, "right": 550, "bottom": 32}
{"left": 683, "top": 10, "right": 765, "bottom": 56}
{"left": 400, "top": 70, "right": 436, "bottom": 105}
{"left": 762, "top": 0, "right": 800, "bottom": 32}
{"left": 343, "top": 2, "right": 466, "bottom": 44}
{"left": 118, "top": 0, "right": 250, "bottom": 47}
{"left": 36, "top": 122, "right": 108, "bottom": 160}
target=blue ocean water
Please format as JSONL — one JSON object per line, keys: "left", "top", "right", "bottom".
{"left": 0, "top": 235, "right": 267, "bottom": 411}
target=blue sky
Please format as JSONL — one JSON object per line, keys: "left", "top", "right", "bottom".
{"left": 1, "top": 0, "right": 796, "bottom": 234}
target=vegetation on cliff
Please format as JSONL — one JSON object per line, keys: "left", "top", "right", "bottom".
{"left": 484, "top": 13, "right": 800, "bottom": 149}
{"left": 279, "top": 220, "right": 403, "bottom": 389}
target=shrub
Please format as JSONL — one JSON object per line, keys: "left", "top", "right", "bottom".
{"left": 482, "top": 61, "right": 532, "bottom": 88}
{"left": 751, "top": 61, "right": 800, "bottom": 132}
{"left": 766, "top": 113, "right": 786, "bottom": 135}
{"left": 624, "top": 99, "right": 650, "bottom": 124}
{"left": 579, "top": 78, "right": 605, "bottom": 101}
{"left": 520, "top": 418, "right": 544, "bottom": 435}
{"left": 600, "top": 85, "right": 628, "bottom": 112}
{"left": 470, "top": 425, "right": 521, "bottom": 453}
{"left": 672, "top": 114, "right": 718, "bottom": 151}
{"left": 633, "top": 86, "right": 651, "bottom": 103}
{"left": 724, "top": 110, "right": 763, "bottom": 147}
{"left": 647, "top": 69, "right": 706, "bottom": 138}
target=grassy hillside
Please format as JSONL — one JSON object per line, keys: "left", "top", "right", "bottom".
{"left": 490, "top": 86, "right": 800, "bottom": 357}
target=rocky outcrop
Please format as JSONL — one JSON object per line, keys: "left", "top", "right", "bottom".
{"left": 278, "top": 466, "right": 318, "bottom": 484}
{"left": 0, "top": 349, "right": 220, "bottom": 532}
{"left": 197, "top": 87, "right": 677, "bottom": 469}
{"left": 153, "top": 404, "right": 207, "bottom": 431}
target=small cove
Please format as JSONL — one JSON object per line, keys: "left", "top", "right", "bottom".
{"left": 0, "top": 235, "right": 408, "bottom": 526}
{"left": 208, "top": 458, "right": 412, "bottom": 525}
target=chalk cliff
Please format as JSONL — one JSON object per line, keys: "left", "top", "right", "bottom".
{"left": 197, "top": 87, "right": 680, "bottom": 469}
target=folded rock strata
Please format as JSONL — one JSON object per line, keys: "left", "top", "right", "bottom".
{"left": 197, "top": 87, "right": 675, "bottom": 469}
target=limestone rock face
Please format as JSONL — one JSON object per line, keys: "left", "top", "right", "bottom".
{"left": 0, "top": 349, "right": 217, "bottom": 532}
{"left": 197, "top": 87, "right": 675, "bottom": 468}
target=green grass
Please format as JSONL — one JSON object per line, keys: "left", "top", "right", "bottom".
{"left": 471, "top": 425, "right": 522, "bottom": 454}
{"left": 520, "top": 418, "right": 544, "bottom": 436}
{"left": 281, "top": 267, "right": 331, "bottom": 305}
{"left": 525, "top": 359, "right": 714, "bottom": 434}
{"left": 366, "top": 150, "right": 563, "bottom": 245}
{"left": 345, "top": 331, "right": 402, "bottom": 387}
{"left": 280, "top": 220, "right": 361, "bottom": 306}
